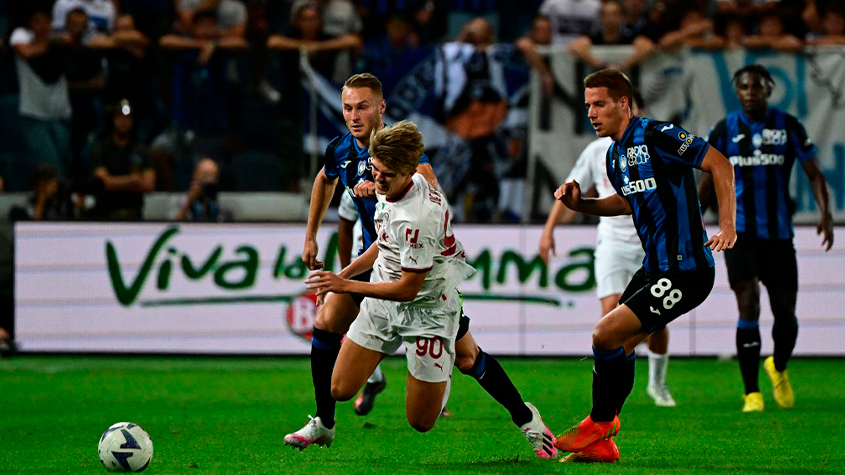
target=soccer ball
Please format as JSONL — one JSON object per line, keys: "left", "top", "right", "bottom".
{"left": 97, "top": 422, "right": 154, "bottom": 472}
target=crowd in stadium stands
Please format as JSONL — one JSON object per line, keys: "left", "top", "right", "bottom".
{"left": 0, "top": 0, "right": 843, "bottom": 223}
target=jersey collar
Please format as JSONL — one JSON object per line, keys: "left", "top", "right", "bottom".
{"left": 738, "top": 107, "right": 771, "bottom": 126}
{"left": 386, "top": 180, "right": 415, "bottom": 203}
{"left": 617, "top": 116, "right": 639, "bottom": 144}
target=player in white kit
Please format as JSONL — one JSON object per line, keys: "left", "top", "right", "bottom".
{"left": 337, "top": 192, "right": 389, "bottom": 415}
{"left": 307, "top": 121, "right": 558, "bottom": 443}
{"left": 539, "top": 96, "right": 676, "bottom": 407}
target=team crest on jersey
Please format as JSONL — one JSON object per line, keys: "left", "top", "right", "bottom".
{"left": 358, "top": 160, "right": 367, "bottom": 176}
{"left": 620, "top": 154, "right": 627, "bottom": 172}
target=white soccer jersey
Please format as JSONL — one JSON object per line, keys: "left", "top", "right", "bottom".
{"left": 372, "top": 174, "right": 474, "bottom": 306}
{"left": 566, "top": 137, "right": 639, "bottom": 244}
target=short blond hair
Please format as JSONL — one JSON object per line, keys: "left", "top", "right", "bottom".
{"left": 368, "top": 121, "right": 424, "bottom": 176}
{"left": 343, "top": 73, "right": 383, "bottom": 99}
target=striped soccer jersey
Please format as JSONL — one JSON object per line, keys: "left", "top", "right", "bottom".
{"left": 605, "top": 117, "right": 715, "bottom": 274}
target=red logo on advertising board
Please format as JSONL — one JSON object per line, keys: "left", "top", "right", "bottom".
{"left": 285, "top": 291, "right": 318, "bottom": 342}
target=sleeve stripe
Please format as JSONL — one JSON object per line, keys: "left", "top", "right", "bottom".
{"left": 401, "top": 266, "right": 432, "bottom": 273}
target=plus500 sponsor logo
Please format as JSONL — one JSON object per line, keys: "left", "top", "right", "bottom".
{"left": 621, "top": 177, "right": 657, "bottom": 196}
{"left": 729, "top": 154, "right": 785, "bottom": 167}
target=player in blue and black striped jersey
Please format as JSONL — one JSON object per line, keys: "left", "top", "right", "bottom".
{"left": 287, "top": 74, "right": 558, "bottom": 460}
{"left": 699, "top": 64, "right": 834, "bottom": 414}
{"left": 553, "top": 69, "right": 737, "bottom": 463}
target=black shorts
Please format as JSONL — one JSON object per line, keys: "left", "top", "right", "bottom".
{"left": 350, "top": 270, "right": 373, "bottom": 306}
{"left": 620, "top": 266, "right": 715, "bottom": 334}
{"left": 456, "top": 308, "right": 470, "bottom": 341}
{"left": 724, "top": 233, "right": 797, "bottom": 292}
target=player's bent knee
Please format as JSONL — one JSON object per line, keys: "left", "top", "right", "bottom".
{"left": 455, "top": 354, "right": 476, "bottom": 373}
{"left": 407, "top": 415, "right": 436, "bottom": 433}
{"left": 314, "top": 297, "right": 357, "bottom": 333}
{"left": 592, "top": 326, "right": 620, "bottom": 350}
{"left": 330, "top": 381, "right": 356, "bottom": 402}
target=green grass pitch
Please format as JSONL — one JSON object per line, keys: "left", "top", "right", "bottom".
{"left": 1, "top": 356, "right": 843, "bottom": 474}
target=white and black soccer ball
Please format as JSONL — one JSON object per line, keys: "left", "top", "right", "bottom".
{"left": 97, "top": 422, "right": 154, "bottom": 472}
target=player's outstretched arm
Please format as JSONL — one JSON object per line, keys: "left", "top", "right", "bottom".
{"left": 303, "top": 169, "right": 339, "bottom": 269}
{"left": 555, "top": 180, "right": 631, "bottom": 217}
{"left": 539, "top": 200, "right": 579, "bottom": 264}
{"left": 307, "top": 269, "right": 427, "bottom": 303}
{"left": 699, "top": 147, "right": 737, "bottom": 251}
{"left": 802, "top": 158, "right": 834, "bottom": 251}
{"left": 416, "top": 163, "right": 440, "bottom": 191}
{"left": 339, "top": 242, "right": 380, "bottom": 280}
{"left": 697, "top": 171, "right": 717, "bottom": 213}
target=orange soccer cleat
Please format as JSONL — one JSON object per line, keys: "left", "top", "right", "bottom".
{"left": 560, "top": 437, "right": 620, "bottom": 463}
{"left": 554, "top": 415, "right": 620, "bottom": 452}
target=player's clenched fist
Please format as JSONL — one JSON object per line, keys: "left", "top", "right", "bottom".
{"left": 554, "top": 181, "right": 582, "bottom": 210}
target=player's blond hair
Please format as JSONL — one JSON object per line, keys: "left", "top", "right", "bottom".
{"left": 368, "top": 121, "right": 424, "bottom": 176}
{"left": 343, "top": 73, "right": 383, "bottom": 99}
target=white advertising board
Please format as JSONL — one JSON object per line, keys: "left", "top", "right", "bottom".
{"left": 14, "top": 222, "right": 845, "bottom": 356}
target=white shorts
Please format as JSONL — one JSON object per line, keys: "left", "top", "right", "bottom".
{"left": 346, "top": 290, "right": 461, "bottom": 383}
{"left": 594, "top": 237, "right": 644, "bottom": 298}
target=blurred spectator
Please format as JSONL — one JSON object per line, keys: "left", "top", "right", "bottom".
{"left": 52, "top": 0, "right": 116, "bottom": 35}
{"left": 568, "top": 1, "right": 655, "bottom": 71}
{"left": 290, "top": 0, "right": 362, "bottom": 83}
{"left": 539, "top": 0, "right": 602, "bottom": 45}
{"left": 358, "top": 15, "right": 430, "bottom": 96}
{"left": 176, "top": 0, "right": 247, "bottom": 39}
{"left": 806, "top": 4, "right": 845, "bottom": 45}
{"left": 176, "top": 157, "right": 234, "bottom": 221}
{"left": 63, "top": 7, "right": 105, "bottom": 188}
{"left": 638, "top": 0, "right": 690, "bottom": 44}
{"left": 267, "top": 2, "right": 362, "bottom": 188}
{"left": 245, "top": 0, "right": 280, "bottom": 102}
{"left": 622, "top": 0, "right": 648, "bottom": 37}
{"left": 88, "top": 14, "right": 153, "bottom": 140}
{"left": 11, "top": 7, "right": 73, "bottom": 178}
{"left": 716, "top": 0, "right": 778, "bottom": 19}
{"left": 155, "top": 9, "right": 247, "bottom": 190}
{"left": 90, "top": 99, "right": 155, "bottom": 221}
{"left": 743, "top": 12, "right": 802, "bottom": 51}
{"left": 9, "top": 164, "right": 76, "bottom": 221}
{"left": 268, "top": 2, "right": 361, "bottom": 79}
{"left": 707, "top": 15, "right": 749, "bottom": 49}
{"left": 444, "top": 0, "right": 500, "bottom": 42}
{"left": 658, "top": 8, "right": 718, "bottom": 50}
{"left": 434, "top": 17, "right": 510, "bottom": 221}
{"left": 357, "top": 0, "right": 446, "bottom": 45}
{"left": 515, "top": 14, "right": 554, "bottom": 96}
{"left": 117, "top": 0, "right": 175, "bottom": 39}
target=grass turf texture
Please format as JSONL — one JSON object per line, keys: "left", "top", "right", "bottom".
{"left": 1, "top": 356, "right": 843, "bottom": 474}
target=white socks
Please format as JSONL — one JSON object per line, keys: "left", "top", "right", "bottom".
{"left": 367, "top": 364, "right": 385, "bottom": 384}
{"left": 648, "top": 352, "right": 669, "bottom": 388}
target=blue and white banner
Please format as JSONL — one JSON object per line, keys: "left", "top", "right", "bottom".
{"left": 528, "top": 46, "right": 845, "bottom": 224}
{"left": 301, "top": 42, "right": 531, "bottom": 220}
